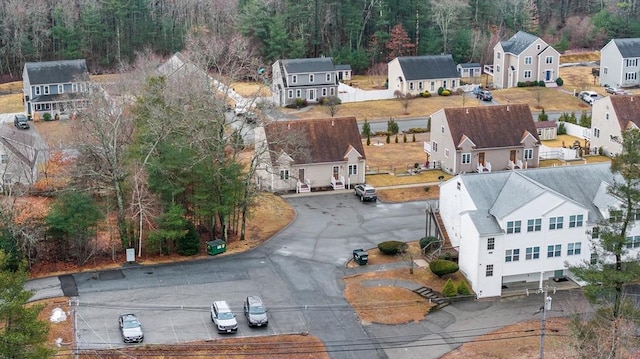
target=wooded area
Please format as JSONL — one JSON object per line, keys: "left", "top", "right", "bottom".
{"left": 1, "top": 0, "right": 640, "bottom": 78}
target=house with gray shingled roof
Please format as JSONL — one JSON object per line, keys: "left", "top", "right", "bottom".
{"left": 254, "top": 117, "right": 365, "bottom": 193}
{"left": 590, "top": 95, "right": 640, "bottom": 156}
{"left": 271, "top": 58, "right": 339, "bottom": 107}
{"left": 485, "top": 31, "right": 560, "bottom": 89}
{"left": 22, "top": 59, "right": 90, "bottom": 119}
{"left": 427, "top": 104, "right": 540, "bottom": 174}
{"left": 438, "top": 163, "right": 635, "bottom": 298}
{"left": 387, "top": 55, "right": 460, "bottom": 96}
{"left": 599, "top": 38, "right": 640, "bottom": 88}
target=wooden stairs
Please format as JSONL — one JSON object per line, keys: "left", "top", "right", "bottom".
{"left": 425, "top": 210, "right": 458, "bottom": 262}
{"left": 414, "top": 286, "right": 450, "bottom": 311}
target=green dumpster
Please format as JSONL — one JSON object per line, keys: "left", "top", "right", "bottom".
{"left": 353, "top": 249, "right": 368, "bottom": 265}
{"left": 207, "top": 239, "right": 227, "bottom": 256}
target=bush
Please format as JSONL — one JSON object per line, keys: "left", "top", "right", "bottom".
{"left": 403, "top": 133, "right": 407, "bottom": 143}
{"left": 43, "top": 112, "right": 52, "bottom": 121}
{"left": 377, "top": 240, "right": 408, "bottom": 255}
{"left": 538, "top": 80, "right": 545, "bottom": 87}
{"left": 412, "top": 133, "right": 416, "bottom": 142}
{"left": 177, "top": 221, "right": 200, "bottom": 256}
{"left": 457, "top": 281, "right": 471, "bottom": 295}
{"left": 420, "top": 236, "right": 439, "bottom": 250}
{"left": 538, "top": 109, "right": 548, "bottom": 121}
{"left": 437, "top": 87, "right": 445, "bottom": 95}
{"left": 441, "top": 89, "right": 451, "bottom": 96}
{"left": 558, "top": 122, "right": 567, "bottom": 135}
{"left": 442, "top": 278, "right": 457, "bottom": 297}
{"left": 517, "top": 81, "right": 525, "bottom": 87}
{"left": 556, "top": 77, "right": 564, "bottom": 86}
{"left": 420, "top": 90, "right": 431, "bottom": 98}
{"left": 394, "top": 134, "right": 398, "bottom": 143}
{"left": 385, "top": 133, "right": 390, "bottom": 144}
{"left": 429, "top": 259, "right": 459, "bottom": 277}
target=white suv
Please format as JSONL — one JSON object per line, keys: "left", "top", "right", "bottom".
{"left": 579, "top": 91, "right": 598, "bottom": 105}
{"left": 211, "top": 301, "right": 238, "bottom": 333}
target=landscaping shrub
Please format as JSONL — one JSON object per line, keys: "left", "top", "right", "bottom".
{"left": 517, "top": 81, "right": 525, "bottom": 87}
{"left": 386, "top": 133, "right": 390, "bottom": 144}
{"left": 403, "top": 133, "right": 407, "bottom": 143}
{"left": 556, "top": 77, "right": 564, "bottom": 86}
{"left": 377, "top": 240, "right": 407, "bottom": 255}
{"left": 437, "top": 87, "right": 445, "bottom": 95}
{"left": 366, "top": 133, "right": 371, "bottom": 146}
{"left": 442, "top": 278, "right": 457, "bottom": 297}
{"left": 43, "top": 112, "right": 52, "bottom": 121}
{"left": 420, "top": 236, "right": 439, "bottom": 250}
{"left": 558, "top": 122, "right": 567, "bottom": 135}
{"left": 457, "top": 280, "right": 471, "bottom": 295}
{"left": 429, "top": 259, "right": 459, "bottom": 277}
{"left": 412, "top": 133, "right": 416, "bottom": 142}
{"left": 441, "top": 89, "right": 451, "bottom": 96}
{"left": 538, "top": 80, "right": 545, "bottom": 87}
{"left": 538, "top": 109, "right": 548, "bottom": 121}
{"left": 420, "top": 90, "right": 431, "bottom": 98}
{"left": 407, "top": 127, "right": 428, "bottom": 134}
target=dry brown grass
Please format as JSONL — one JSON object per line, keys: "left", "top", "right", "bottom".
{"left": 561, "top": 51, "right": 600, "bottom": 63}
{"left": 231, "top": 81, "right": 271, "bottom": 98}
{"left": 559, "top": 66, "right": 605, "bottom": 93}
{"left": 37, "top": 297, "right": 74, "bottom": 356}
{"left": 441, "top": 318, "right": 574, "bottom": 359}
{"left": 364, "top": 133, "right": 429, "bottom": 170}
{"left": 492, "top": 87, "right": 586, "bottom": 112}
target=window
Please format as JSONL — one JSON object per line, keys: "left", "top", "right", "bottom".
{"left": 603, "top": 67, "right": 608, "bottom": 75}
{"left": 452, "top": 80, "right": 456, "bottom": 88}
{"left": 507, "top": 220, "right": 521, "bottom": 234}
{"left": 524, "top": 70, "right": 532, "bottom": 79}
{"left": 296, "top": 89, "right": 301, "bottom": 98}
{"left": 441, "top": 126, "right": 445, "bottom": 134}
{"left": 610, "top": 210, "right": 623, "bottom": 222}
{"left": 279, "top": 169, "right": 289, "bottom": 180}
{"left": 547, "top": 244, "right": 561, "bottom": 258}
{"left": 591, "top": 226, "right": 599, "bottom": 239}
{"left": 418, "top": 81, "right": 423, "bottom": 90}
{"left": 432, "top": 141, "right": 438, "bottom": 152}
{"left": 626, "top": 72, "right": 637, "bottom": 81}
{"left": 487, "top": 238, "right": 495, "bottom": 250}
{"left": 632, "top": 209, "right": 640, "bottom": 221}
{"left": 496, "top": 65, "right": 501, "bottom": 73}
{"left": 567, "top": 242, "right": 582, "bottom": 255}
{"left": 43, "top": 86, "right": 50, "bottom": 95}
{"left": 322, "top": 88, "right": 327, "bottom": 96}
{"left": 72, "top": 83, "right": 78, "bottom": 92}
{"left": 569, "top": 214, "right": 583, "bottom": 228}
{"left": 626, "top": 236, "right": 640, "bottom": 248}
{"left": 526, "top": 246, "right": 540, "bottom": 260}
{"left": 0, "top": 154, "right": 7, "bottom": 163}
{"left": 545, "top": 56, "right": 553, "bottom": 64}
{"left": 524, "top": 148, "right": 533, "bottom": 160}
{"left": 537, "top": 44, "right": 541, "bottom": 50}
{"left": 443, "top": 80, "right": 447, "bottom": 88}
{"left": 590, "top": 253, "right": 598, "bottom": 265}
{"left": 462, "top": 153, "right": 471, "bottom": 164}
{"left": 58, "top": 84, "right": 64, "bottom": 93}
{"left": 292, "top": 75, "right": 297, "bottom": 84}
{"left": 444, "top": 148, "right": 450, "bottom": 158}
{"left": 329, "top": 87, "right": 335, "bottom": 96}
{"left": 409, "top": 82, "right": 414, "bottom": 90}
{"left": 486, "top": 264, "right": 494, "bottom": 277}
{"left": 309, "top": 74, "right": 314, "bottom": 83}
{"left": 505, "top": 249, "right": 520, "bottom": 262}
{"left": 527, "top": 218, "right": 541, "bottom": 232}
{"left": 605, "top": 113, "right": 610, "bottom": 120}
{"left": 524, "top": 56, "right": 532, "bottom": 65}
{"left": 35, "top": 86, "right": 41, "bottom": 95}
{"left": 287, "top": 90, "right": 293, "bottom": 98}
{"left": 497, "top": 52, "right": 501, "bottom": 59}
{"left": 594, "top": 128, "right": 600, "bottom": 138}
{"left": 348, "top": 164, "right": 357, "bottom": 176}
{"left": 625, "top": 58, "right": 638, "bottom": 67}
{"left": 549, "top": 216, "right": 563, "bottom": 230}
{"left": 326, "top": 73, "right": 331, "bottom": 81}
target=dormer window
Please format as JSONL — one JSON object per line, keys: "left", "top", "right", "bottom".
{"left": 309, "top": 74, "right": 314, "bottom": 83}
{"left": 326, "top": 73, "right": 331, "bottom": 81}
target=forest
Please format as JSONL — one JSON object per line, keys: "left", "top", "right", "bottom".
{"left": 2, "top": 0, "right": 640, "bottom": 79}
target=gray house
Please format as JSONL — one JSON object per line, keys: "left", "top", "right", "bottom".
{"left": 427, "top": 104, "right": 540, "bottom": 174}
{"left": 485, "top": 31, "right": 560, "bottom": 89}
{"left": 22, "top": 59, "right": 90, "bottom": 119}
{"left": 387, "top": 55, "right": 460, "bottom": 96}
{"left": 271, "top": 58, "right": 339, "bottom": 107}
{"left": 599, "top": 38, "right": 640, "bottom": 88}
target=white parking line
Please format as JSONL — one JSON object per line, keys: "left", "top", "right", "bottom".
{"left": 201, "top": 311, "right": 212, "bottom": 339}
{"left": 169, "top": 316, "right": 179, "bottom": 343}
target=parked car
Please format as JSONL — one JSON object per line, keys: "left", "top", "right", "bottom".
{"left": 244, "top": 296, "right": 268, "bottom": 327}
{"left": 211, "top": 301, "right": 238, "bottom": 333}
{"left": 605, "top": 86, "right": 628, "bottom": 95}
{"left": 118, "top": 313, "right": 144, "bottom": 343}
{"left": 477, "top": 90, "right": 493, "bottom": 101}
{"left": 14, "top": 114, "right": 29, "bottom": 130}
{"left": 354, "top": 184, "right": 377, "bottom": 202}
{"left": 579, "top": 90, "right": 599, "bottom": 105}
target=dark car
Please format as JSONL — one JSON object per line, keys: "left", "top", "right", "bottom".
{"left": 118, "top": 313, "right": 144, "bottom": 343}
{"left": 14, "top": 114, "right": 30, "bottom": 130}
{"left": 354, "top": 184, "right": 377, "bottom": 202}
{"left": 477, "top": 90, "right": 493, "bottom": 101}
{"left": 244, "top": 295, "right": 268, "bottom": 327}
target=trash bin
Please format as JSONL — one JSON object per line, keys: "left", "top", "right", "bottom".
{"left": 353, "top": 249, "right": 368, "bottom": 265}
{"left": 206, "top": 239, "right": 227, "bottom": 256}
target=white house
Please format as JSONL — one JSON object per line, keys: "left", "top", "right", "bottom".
{"left": 271, "top": 58, "right": 339, "bottom": 107}
{"left": 439, "top": 163, "right": 634, "bottom": 298}
{"left": 599, "top": 38, "right": 640, "bottom": 88}
{"left": 590, "top": 95, "right": 640, "bottom": 156}
{"left": 387, "top": 55, "right": 460, "bottom": 96}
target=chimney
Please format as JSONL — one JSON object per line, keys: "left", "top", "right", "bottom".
{"left": 287, "top": 123, "right": 290, "bottom": 130}
{"left": 332, "top": 120, "right": 334, "bottom": 126}
{"left": 507, "top": 105, "right": 510, "bottom": 111}
{"left": 466, "top": 108, "right": 469, "bottom": 114}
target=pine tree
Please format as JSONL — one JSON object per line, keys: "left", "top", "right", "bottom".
{"left": 442, "top": 278, "right": 457, "bottom": 297}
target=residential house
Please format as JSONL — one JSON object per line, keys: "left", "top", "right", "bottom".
{"left": 427, "top": 104, "right": 540, "bottom": 174}
{"left": 157, "top": 52, "right": 210, "bottom": 90}
{"left": 335, "top": 64, "right": 352, "bottom": 82}
{"left": 457, "top": 63, "right": 482, "bottom": 78}
{"left": 599, "top": 38, "right": 640, "bottom": 88}
{"left": 439, "top": 163, "right": 634, "bottom": 298}
{"left": 485, "top": 31, "right": 560, "bottom": 89}
{"left": 271, "top": 58, "right": 339, "bottom": 107}
{"left": 22, "top": 59, "right": 90, "bottom": 119}
{"left": 590, "top": 95, "right": 640, "bottom": 156}
{"left": 255, "top": 117, "right": 365, "bottom": 193}
{"left": 387, "top": 55, "right": 460, "bottom": 96}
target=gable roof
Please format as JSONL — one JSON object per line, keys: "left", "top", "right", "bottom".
{"left": 610, "top": 95, "right": 640, "bottom": 129}
{"left": 396, "top": 55, "right": 460, "bottom": 80}
{"left": 458, "top": 63, "right": 481, "bottom": 69}
{"left": 453, "top": 163, "right": 620, "bottom": 234}
{"left": 335, "top": 64, "right": 352, "bottom": 71}
{"left": 500, "top": 31, "right": 541, "bottom": 55}
{"left": 264, "top": 117, "right": 365, "bottom": 165}
{"left": 612, "top": 38, "right": 640, "bottom": 58}
{"left": 280, "top": 58, "right": 336, "bottom": 74}
{"left": 24, "top": 59, "right": 89, "bottom": 85}
{"left": 443, "top": 104, "right": 540, "bottom": 149}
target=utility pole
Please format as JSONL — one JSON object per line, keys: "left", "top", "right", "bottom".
{"left": 71, "top": 297, "right": 79, "bottom": 359}
{"left": 530, "top": 286, "right": 553, "bottom": 359}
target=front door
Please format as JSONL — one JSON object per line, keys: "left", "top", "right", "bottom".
{"left": 510, "top": 150, "right": 516, "bottom": 162}
{"left": 333, "top": 166, "right": 339, "bottom": 180}
{"left": 478, "top": 152, "right": 485, "bottom": 165}
{"left": 545, "top": 70, "right": 551, "bottom": 81}
{"left": 298, "top": 168, "right": 305, "bottom": 182}
{"left": 308, "top": 89, "right": 316, "bottom": 102}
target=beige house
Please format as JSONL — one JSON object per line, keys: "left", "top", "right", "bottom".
{"left": 590, "top": 95, "right": 640, "bottom": 156}
{"left": 387, "top": 55, "right": 460, "bottom": 96}
{"left": 255, "top": 117, "right": 366, "bottom": 193}
{"left": 485, "top": 31, "right": 560, "bottom": 89}
{"left": 427, "top": 104, "right": 540, "bottom": 174}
